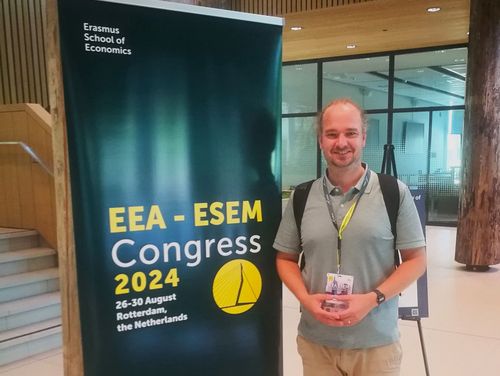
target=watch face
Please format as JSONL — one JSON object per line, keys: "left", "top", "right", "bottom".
{"left": 375, "top": 290, "right": 385, "bottom": 304}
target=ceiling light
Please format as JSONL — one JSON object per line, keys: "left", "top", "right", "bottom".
{"left": 290, "top": 26, "right": 302, "bottom": 31}
{"left": 346, "top": 44, "right": 357, "bottom": 49}
{"left": 427, "top": 7, "right": 441, "bottom": 13}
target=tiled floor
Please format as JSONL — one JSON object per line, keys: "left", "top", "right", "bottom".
{"left": 1, "top": 226, "right": 499, "bottom": 375}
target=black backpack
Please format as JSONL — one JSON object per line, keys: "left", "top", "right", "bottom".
{"left": 292, "top": 173, "right": 400, "bottom": 269}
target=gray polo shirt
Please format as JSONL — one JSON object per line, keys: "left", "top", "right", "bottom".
{"left": 274, "top": 168, "right": 425, "bottom": 349}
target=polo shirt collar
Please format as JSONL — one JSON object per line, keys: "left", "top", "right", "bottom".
{"left": 324, "top": 163, "right": 373, "bottom": 196}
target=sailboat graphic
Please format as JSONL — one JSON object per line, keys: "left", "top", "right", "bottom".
{"left": 212, "top": 259, "right": 262, "bottom": 314}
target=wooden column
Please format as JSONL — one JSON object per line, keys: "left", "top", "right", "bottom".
{"left": 455, "top": 0, "right": 500, "bottom": 269}
{"left": 46, "top": 0, "right": 84, "bottom": 374}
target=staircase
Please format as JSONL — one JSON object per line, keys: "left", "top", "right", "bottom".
{"left": 0, "top": 228, "right": 62, "bottom": 366}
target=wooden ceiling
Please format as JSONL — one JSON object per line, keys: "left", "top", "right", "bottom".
{"left": 282, "top": 0, "right": 470, "bottom": 61}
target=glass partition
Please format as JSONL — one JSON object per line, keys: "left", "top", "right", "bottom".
{"left": 363, "top": 113, "right": 388, "bottom": 173}
{"left": 394, "top": 48, "right": 467, "bottom": 108}
{"left": 323, "top": 57, "right": 389, "bottom": 110}
{"left": 392, "top": 112, "right": 430, "bottom": 188}
{"left": 428, "top": 110, "right": 464, "bottom": 222}
{"left": 282, "top": 64, "right": 317, "bottom": 114}
{"left": 281, "top": 117, "right": 317, "bottom": 194}
{"left": 282, "top": 46, "right": 466, "bottom": 225}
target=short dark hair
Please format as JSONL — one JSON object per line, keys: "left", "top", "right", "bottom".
{"left": 316, "top": 98, "right": 368, "bottom": 137}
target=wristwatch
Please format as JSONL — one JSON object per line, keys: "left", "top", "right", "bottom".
{"left": 373, "top": 289, "right": 386, "bottom": 305}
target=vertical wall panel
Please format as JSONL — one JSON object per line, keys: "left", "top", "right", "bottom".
{"left": 9, "top": 3, "right": 23, "bottom": 103}
{"left": 3, "top": 2, "right": 17, "bottom": 104}
{"left": 37, "top": 0, "right": 48, "bottom": 108}
{"left": 17, "top": 0, "right": 30, "bottom": 102}
{"left": 227, "top": 0, "right": 375, "bottom": 16}
{"left": 0, "top": 0, "right": 48, "bottom": 109}
{"left": 0, "top": 4, "right": 5, "bottom": 104}
{"left": 28, "top": 0, "right": 41, "bottom": 103}
{"left": 23, "top": 0, "right": 36, "bottom": 103}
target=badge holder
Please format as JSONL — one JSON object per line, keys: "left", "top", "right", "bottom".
{"left": 322, "top": 273, "right": 353, "bottom": 312}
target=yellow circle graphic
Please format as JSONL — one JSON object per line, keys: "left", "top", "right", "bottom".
{"left": 212, "top": 259, "right": 262, "bottom": 315}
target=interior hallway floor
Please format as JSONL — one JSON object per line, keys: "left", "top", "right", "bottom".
{"left": 1, "top": 226, "right": 499, "bottom": 375}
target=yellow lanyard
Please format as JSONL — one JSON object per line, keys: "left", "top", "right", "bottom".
{"left": 322, "top": 170, "right": 370, "bottom": 273}
{"left": 338, "top": 202, "right": 357, "bottom": 240}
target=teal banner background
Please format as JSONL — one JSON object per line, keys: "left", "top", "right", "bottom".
{"left": 57, "top": 1, "right": 283, "bottom": 375}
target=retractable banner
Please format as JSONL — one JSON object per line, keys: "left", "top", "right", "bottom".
{"left": 56, "top": 0, "right": 283, "bottom": 374}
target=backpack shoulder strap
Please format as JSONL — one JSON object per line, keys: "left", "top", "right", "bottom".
{"left": 292, "top": 180, "right": 315, "bottom": 237}
{"left": 377, "top": 173, "right": 400, "bottom": 267}
{"left": 292, "top": 179, "right": 314, "bottom": 271}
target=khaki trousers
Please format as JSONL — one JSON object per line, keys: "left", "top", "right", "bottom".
{"left": 297, "top": 335, "right": 402, "bottom": 376}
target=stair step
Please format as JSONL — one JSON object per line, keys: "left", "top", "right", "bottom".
{"left": 0, "top": 292, "right": 61, "bottom": 331}
{"left": 0, "top": 248, "right": 55, "bottom": 263}
{"left": 0, "top": 268, "right": 59, "bottom": 289}
{"left": 0, "top": 230, "right": 39, "bottom": 254}
{"left": 0, "top": 229, "right": 38, "bottom": 240}
{"left": 0, "top": 318, "right": 62, "bottom": 366}
{"left": 0, "top": 292, "right": 60, "bottom": 318}
{"left": 0, "top": 248, "right": 57, "bottom": 277}
{"left": 0, "top": 268, "right": 59, "bottom": 303}
{"left": 0, "top": 317, "right": 61, "bottom": 342}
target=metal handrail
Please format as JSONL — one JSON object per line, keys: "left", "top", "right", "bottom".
{"left": 0, "top": 141, "right": 54, "bottom": 177}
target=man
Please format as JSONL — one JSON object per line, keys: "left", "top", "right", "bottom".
{"left": 274, "top": 98, "right": 426, "bottom": 376}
